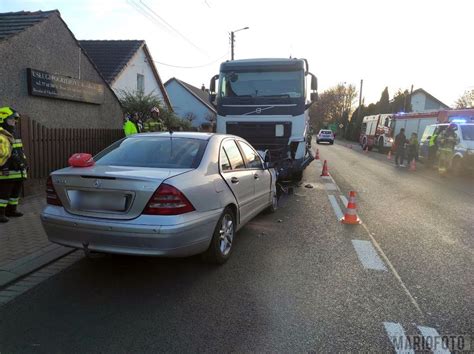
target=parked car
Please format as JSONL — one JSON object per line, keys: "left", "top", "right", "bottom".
{"left": 316, "top": 129, "right": 335, "bottom": 144}
{"left": 41, "top": 132, "right": 278, "bottom": 264}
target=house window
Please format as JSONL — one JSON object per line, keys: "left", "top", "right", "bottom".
{"left": 137, "top": 74, "right": 145, "bottom": 92}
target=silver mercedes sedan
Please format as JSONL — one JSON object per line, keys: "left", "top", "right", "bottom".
{"left": 41, "top": 132, "right": 277, "bottom": 264}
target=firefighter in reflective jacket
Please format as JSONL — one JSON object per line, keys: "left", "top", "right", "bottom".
{"left": 0, "top": 107, "right": 27, "bottom": 222}
{"left": 143, "top": 106, "right": 163, "bottom": 132}
{"left": 437, "top": 124, "right": 458, "bottom": 176}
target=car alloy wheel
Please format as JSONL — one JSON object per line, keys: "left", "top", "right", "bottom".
{"left": 219, "top": 213, "right": 234, "bottom": 256}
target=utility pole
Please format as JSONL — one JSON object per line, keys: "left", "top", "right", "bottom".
{"left": 357, "top": 79, "right": 363, "bottom": 120}
{"left": 230, "top": 27, "right": 249, "bottom": 61}
{"left": 231, "top": 31, "right": 234, "bottom": 60}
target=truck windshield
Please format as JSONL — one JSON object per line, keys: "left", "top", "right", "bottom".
{"left": 219, "top": 71, "right": 303, "bottom": 99}
{"left": 460, "top": 125, "right": 474, "bottom": 140}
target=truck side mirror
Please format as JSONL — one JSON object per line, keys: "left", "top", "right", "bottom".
{"left": 311, "top": 92, "right": 318, "bottom": 102}
{"left": 209, "top": 75, "right": 218, "bottom": 93}
{"left": 310, "top": 73, "right": 318, "bottom": 91}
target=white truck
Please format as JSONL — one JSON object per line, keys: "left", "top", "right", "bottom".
{"left": 209, "top": 58, "right": 318, "bottom": 181}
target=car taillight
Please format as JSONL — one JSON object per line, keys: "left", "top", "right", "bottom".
{"left": 143, "top": 183, "right": 195, "bottom": 215}
{"left": 46, "top": 176, "right": 62, "bottom": 206}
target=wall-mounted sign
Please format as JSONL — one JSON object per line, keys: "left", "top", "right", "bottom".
{"left": 27, "top": 68, "right": 104, "bottom": 104}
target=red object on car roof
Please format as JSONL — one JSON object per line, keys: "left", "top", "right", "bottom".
{"left": 68, "top": 153, "right": 95, "bottom": 167}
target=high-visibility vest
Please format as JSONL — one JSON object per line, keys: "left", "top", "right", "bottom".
{"left": 123, "top": 120, "right": 138, "bottom": 136}
{"left": 429, "top": 133, "right": 438, "bottom": 147}
{"left": 0, "top": 128, "right": 13, "bottom": 166}
{"left": 0, "top": 128, "right": 27, "bottom": 180}
{"left": 143, "top": 120, "right": 163, "bottom": 132}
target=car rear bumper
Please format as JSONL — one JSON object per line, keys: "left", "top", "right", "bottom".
{"left": 317, "top": 138, "right": 334, "bottom": 142}
{"left": 41, "top": 206, "right": 222, "bottom": 257}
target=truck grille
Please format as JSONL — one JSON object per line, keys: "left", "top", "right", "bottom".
{"left": 226, "top": 122, "right": 291, "bottom": 161}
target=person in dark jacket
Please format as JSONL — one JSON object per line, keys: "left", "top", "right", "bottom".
{"left": 394, "top": 128, "right": 407, "bottom": 167}
{"left": 406, "top": 132, "right": 419, "bottom": 165}
{"left": 0, "top": 107, "right": 27, "bottom": 223}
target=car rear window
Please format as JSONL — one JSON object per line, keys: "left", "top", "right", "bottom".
{"left": 94, "top": 137, "right": 208, "bottom": 169}
{"left": 320, "top": 130, "right": 333, "bottom": 134}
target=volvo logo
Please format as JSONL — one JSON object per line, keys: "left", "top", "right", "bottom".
{"left": 256, "top": 108, "right": 262, "bottom": 114}
{"left": 93, "top": 179, "right": 101, "bottom": 188}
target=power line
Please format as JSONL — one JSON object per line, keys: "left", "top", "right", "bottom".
{"left": 132, "top": 0, "right": 209, "bottom": 57}
{"left": 149, "top": 52, "right": 229, "bottom": 69}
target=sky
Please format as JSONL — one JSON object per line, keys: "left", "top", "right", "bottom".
{"left": 2, "top": 0, "right": 473, "bottom": 107}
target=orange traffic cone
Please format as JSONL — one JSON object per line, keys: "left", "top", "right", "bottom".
{"left": 387, "top": 150, "right": 392, "bottom": 160}
{"left": 321, "top": 160, "right": 329, "bottom": 176}
{"left": 341, "top": 191, "right": 361, "bottom": 225}
{"left": 315, "top": 149, "right": 320, "bottom": 160}
{"left": 409, "top": 158, "right": 416, "bottom": 171}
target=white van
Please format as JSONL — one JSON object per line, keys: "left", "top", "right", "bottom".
{"left": 419, "top": 123, "right": 474, "bottom": 174}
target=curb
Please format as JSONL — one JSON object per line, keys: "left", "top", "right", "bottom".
{"left": 0, "top": 244, "right": 75, "bottom": 289}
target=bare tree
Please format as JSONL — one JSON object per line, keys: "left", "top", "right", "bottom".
{"left": 184, "top": 112, "right": 197, "bottom": 124}
{"left": 455, "top": 90, "right": 474, "bottom": 109}
{"left": 205, "top": 112, "right": 217, "bottom": 132}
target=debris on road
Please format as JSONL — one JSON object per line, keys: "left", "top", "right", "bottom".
{"left": 277, "top": 219, "right": 283, "bottom": 223}
{"left": 305, "top": 184, "right": 314, "bottom": 189}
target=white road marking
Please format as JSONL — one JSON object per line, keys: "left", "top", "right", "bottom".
{"left": 324, "top": 183, "right": 338, "bottom": 191}
{"left": 417, "top": 326, "right": 451, "bottom": 354}
{"left": 317, "top": 144, "right": 424, "bottom": 316}
{"left": 340, "top": 195, "right": 348, "bottom": 208}
{"left": 361, "top": 223, "right": 424, "bottom": 316}
{"left": 383, "top": 322, "right": 415, "bottom": 354}
{"left": 328, "top": 195, "right": 344, "bottom": 220}
{"left": 352, "top": 240, "right": 388, "bottom": 271}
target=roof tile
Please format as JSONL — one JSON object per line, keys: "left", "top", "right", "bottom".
{"left": 79, "top": 40, "right": 144, "bottom": 84}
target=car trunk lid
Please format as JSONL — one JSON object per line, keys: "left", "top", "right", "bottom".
{"left": 51, "top": 165, "right": 192, "bottom": 220}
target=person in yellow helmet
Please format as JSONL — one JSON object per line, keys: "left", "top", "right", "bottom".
{"left": 0, "top": 107, "right": 27, "bottom": 222}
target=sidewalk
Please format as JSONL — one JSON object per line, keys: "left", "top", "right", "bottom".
{"left": 0, "top": 194, "right": 74, "bottom": 288}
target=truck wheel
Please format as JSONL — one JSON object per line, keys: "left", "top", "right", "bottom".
{"left": 292, "top": 171, "right": 303, "bottom": 182}
{"left": 378, "top": 139, "right": 385, "bottom": 153}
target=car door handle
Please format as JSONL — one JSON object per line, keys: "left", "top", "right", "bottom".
{"left": 231, "top": 177, "right": 239, "bottom": 184}
{"left": 254, "top": 173, "right": 259, "bottom": 179}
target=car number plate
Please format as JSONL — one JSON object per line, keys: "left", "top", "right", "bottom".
{"left": 70, "top": 191, "right": 127, "bottom": 211}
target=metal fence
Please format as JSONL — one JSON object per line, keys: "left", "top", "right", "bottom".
{"left": 18, "top": 115, "right": 123, "bottom": 195}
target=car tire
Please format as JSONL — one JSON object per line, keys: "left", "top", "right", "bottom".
{"left": 202, "top": 207, "right": 235, "bottom": 264}
{"left": 329, "top": 141, "right": 334, "bottom": 145}
{"left": 316, "top": 140, "right": 320, "bottom": 144}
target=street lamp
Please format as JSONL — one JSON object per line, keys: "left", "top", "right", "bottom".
{"left": 230, "top": 26, "right": 249, "bottom": 60}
